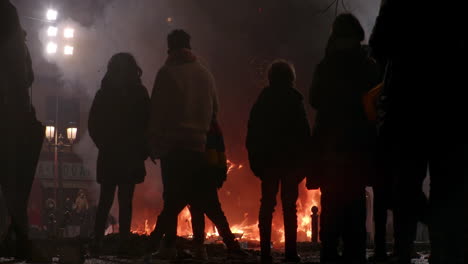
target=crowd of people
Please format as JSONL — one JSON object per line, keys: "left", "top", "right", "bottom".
{"left": 1, "top": 0, "right": 466, "bottom": 263}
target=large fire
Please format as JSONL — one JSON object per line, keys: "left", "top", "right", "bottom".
{"left": 131, "top": 160, "right": 321, "bottom": 246}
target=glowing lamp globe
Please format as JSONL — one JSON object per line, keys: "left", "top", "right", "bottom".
{"left": 66, "top": 123, "right": 78, "bottom": 143}
{"left": 45, "top": 125, "right": 55, "bottom": 142}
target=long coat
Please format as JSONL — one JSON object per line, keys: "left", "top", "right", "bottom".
{"left": 89, "top": 78, "right": 150, "bottom": 185}
{"left": 246, "top": 85, "right": 311, "bottom": 178}
{"left": 309, "top": 42, "right": 379, "bottom": 189}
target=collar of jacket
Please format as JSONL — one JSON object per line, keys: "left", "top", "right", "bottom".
{"left": 165, "top": 48, "right": 197, "bottom": 66}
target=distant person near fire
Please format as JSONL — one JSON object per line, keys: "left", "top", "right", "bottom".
{"left": 246, "top": 60, "right": 311, "bottom": 264}
{"left": 89, "top": 52, "right": 150, "bottom": 256}
{"left": 147, "top": 29, "right": 246, "bottom": 260}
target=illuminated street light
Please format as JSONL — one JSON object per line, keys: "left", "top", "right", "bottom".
{"left": 64, "top": 45, "right": 74, "bottom": 56}
{"left": 63, "top": 28, "right": 75, "bottom": 39}
{"left": 47, "top": 26, "right": 58, "bottom": 37}
{"left": 45, "top": 125, "right": 55, "bottom": 142}
{"left": 46, "top": 42, "right": 58, "bottom": 54}
{"left": 66, "top": 122, "right": 78, "bottom": 143}
{"left": 46, "top": 9, "right": 58, "bottom": 21}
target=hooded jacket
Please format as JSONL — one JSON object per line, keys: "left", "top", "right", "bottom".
{"left": 148, "top": 49, "right": 218, "bottom": 156}
{"left": 246, "top": 85, "right": 311, "bottom": 177}
{"left": 89, "top": 76, "right": 150, "bottom": 184}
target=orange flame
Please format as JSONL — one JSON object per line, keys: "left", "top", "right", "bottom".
{"left": 131, "top": 159, "right": 321, "bottom": 244}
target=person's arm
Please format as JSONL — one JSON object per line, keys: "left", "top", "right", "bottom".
{"left": 208, "top": 71, "right": 219, "bottom": 117}
{"left": 134, "top": 85, "right": 151, "bottom": 159}
{"left": 148, "top": 68, "right": 173, "bottom": 156}
{"left": 88, "top": 89, "right": 105, "bottom": 149}
{"left": 309, "top": 65, "right": 323, "bottom": 111}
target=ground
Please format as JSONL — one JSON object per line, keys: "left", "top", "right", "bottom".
{"left": 0, "top": 237, "right": 431, "bottom": 264}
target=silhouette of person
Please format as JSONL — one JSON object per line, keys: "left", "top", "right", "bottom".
{"left": 309, "top": 13, "right": 379, "bottom": 264}
{"left": 246, "top": 60, "right": 310, "bottom": 264}
{"left": 88, "top": 52, "right": 150, "bottom": 255}
{"left": 370, "top": 1, "right": 466, "bottom": 263}
{"left": 187, "top": 117, "right": 231, "bottom": 260}
{"left": 0, "top": 0, "right": 44, "bottom": 260}
{"left": 147, "top": 29, "right": 245, "bottom": 260}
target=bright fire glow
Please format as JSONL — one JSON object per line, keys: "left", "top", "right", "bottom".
{"left": 46, "top": 42, "right": 58, "bottom": 54}
{"left": 131, "top": 159, "right": 321, "bottom": 245}
{"left": 47, "top": 26, "right": 58, "bottom": 37}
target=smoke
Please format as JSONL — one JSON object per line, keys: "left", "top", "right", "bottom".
{"left": 35, "top": 0, "right": 381, "bottom": 238}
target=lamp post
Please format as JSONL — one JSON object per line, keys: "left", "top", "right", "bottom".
{"left": 45, "top": 118, "right": 78, "bottom": 211}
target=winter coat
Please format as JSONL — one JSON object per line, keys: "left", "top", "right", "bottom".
{"left": 369, "top": 0, "right": 467, "bottom": 140}
{"left": 246, "top": 85, "right": 311, "bottom": 178}
{"left": 0, "top": 0, "right": 34, "bottom": 122}
{"left": 88, "top": 77, "right": 150, "bottom": 185}
{"left": 309, "top": 40, "right": 379, "bottom": 189}
{"left": 0, "top": 1, "right": 43, "bottom": 187}
{"left": 148, "top": 49, "right": 218, "bottom": 157}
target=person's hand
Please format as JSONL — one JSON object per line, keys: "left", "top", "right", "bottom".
{"left": 150, "top": 156, "right": 157, "bottom": 165}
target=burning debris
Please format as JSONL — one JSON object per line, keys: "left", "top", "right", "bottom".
{"left": 129, "top": 160, "right": 321, "bottom": 246}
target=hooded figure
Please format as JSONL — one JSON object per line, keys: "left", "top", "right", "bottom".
{"left": 89, "top": 52, "right": 150, "bottom": 254}
{"left": 309, "top": 13, "right": 379, "bottom": 264}
{"left": 246, "top": 60, "right": 310, "bottom": 264}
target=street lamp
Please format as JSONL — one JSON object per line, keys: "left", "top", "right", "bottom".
{"left": 46, "top": 9, "right": 58, "bottom": 21}
{"left": 63, "top": 45, "right": 74, "bottom": 56}
{"left": 46, "top": 42, "right": 58, "bottom": 54}
{"left": 47, "top": 26, "right": 58, "bottom": 37}
{"left": 63, "top": 28, "right": 74, "bottom": 39}
{"left": 44, "top": 9, "right": 76, "bottom": 57}
{"left": 45, "top": 124, "right": 55, "bottom": 142}
{"left": 66, "top": 122, "right": 78, "bottom": 144}
{"left": 45, "top": 105, "right": 79, "bottom": 237}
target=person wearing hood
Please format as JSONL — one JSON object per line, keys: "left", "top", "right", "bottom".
{"left": 147, "top": 29, "right": 245, "bottom": 260}
{"left": 246, "top": 60, "right": 311, "bottom": 264}
{"left": 308, "top": 13, "right": 379, "bottom": 264}
{"left": 88, "top": 52, "right": 150, "bottom": 255}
